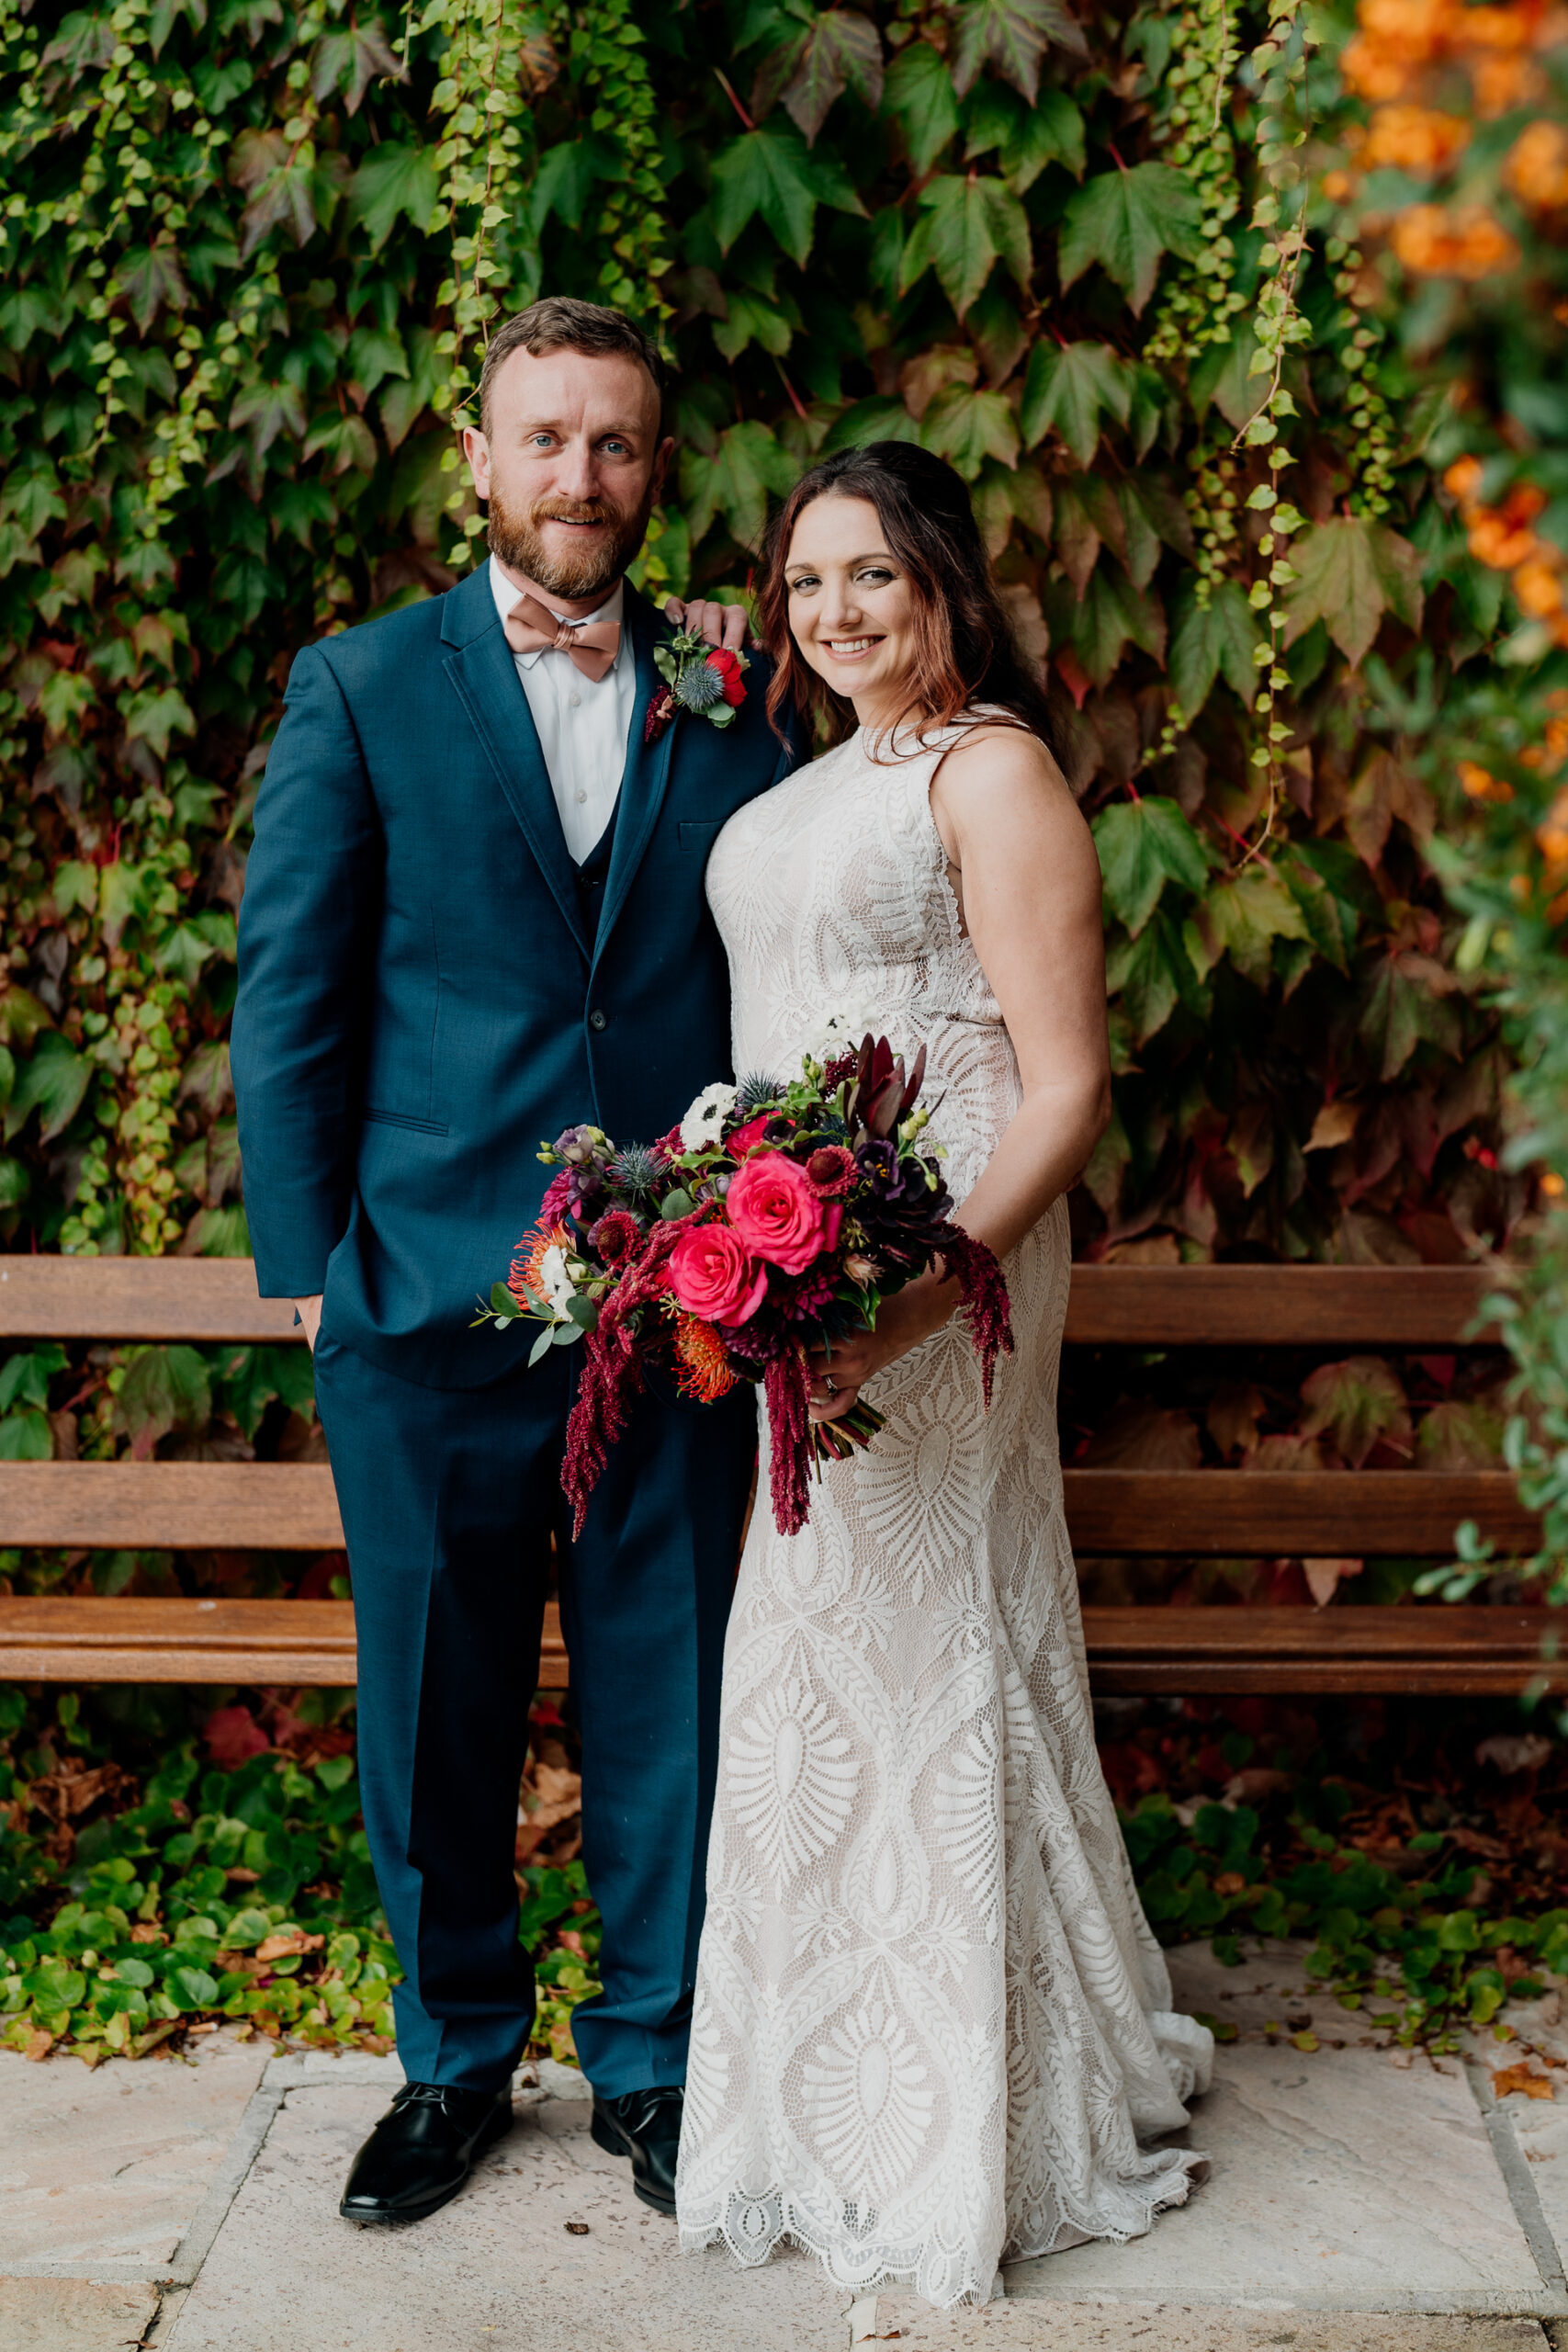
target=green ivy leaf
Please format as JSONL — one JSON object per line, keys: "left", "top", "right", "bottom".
{"left": 920, "top": 384, "right": 1020, "bottom": 479}
{"left": 779, "top": 8, "right": 884, "bottom": 143}
{"left": 310, "top": 17, "right": 403, "bottom": 116}
{"left": 123, "top": 686, "right": 197, "bottom": 763}
{"left": 819, "top": 397, "right": 920, "bottom": 455}
{"left": 1093, "top": 796, "right": 1210, "bottom": 936}
{"left": 950, "top": 0, "right": 1087, "bottom": 101}
{"left": 1020, "top": 339, "right": 1131, "bottom": 468}
{"left": 1168, "top": 580, "right": 1259, "bottom": 718}
{"left": 1049, "top": 567, "right": 1166, "bottom": 686}
{"left": 230, "top": 130, "right": 318, "bottom": 260}
{"left": 229, "top": 380, "right": 308, "bottom": 461}
{"left": 0, "top": 1344, "right": 65, "bottom": 1414}
{"left": 679, "top": 422, "right": 796, "bottom": 548}
{"left": 904, "top": 174, "right": 1030, "bottom": 319}
{"left": 528, "top": 134, "right": 620, "bottom": 235}
{"left": 112, "top": 1345, "right": 214, "bottom": 1460}
{"left": 1104, "top": 906, "right": 1207, "bottom": 1045}
{"left": 708, "top": 125, "right": 863, "bottom": 267}
{"left": 0, "top": 1410, "right": 52, "bottom": 1461}
{"left": 1281, "top": 518, "right": 1425, "bottom": 670}
{"left": 880, "top": 41, "right": 959, "bottom": 174}
{"left": 344, "top": 141, "right": 440, "bottom": 254}
{"left": 4, "top": 1034, "right": 89, "bottom": 1146}
{"left": 1057, "top": 163, "right": 1203, "bottom": 315}
{"left": 1185, "top": 865, "right": 1310, "bottom": 986}
{"left": 964, "top": 81, "right": 1083, "bottom": 187}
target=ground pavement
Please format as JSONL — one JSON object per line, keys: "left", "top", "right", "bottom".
{"left": 6, "top": 1943, "right": 1568, "bottom": 2352}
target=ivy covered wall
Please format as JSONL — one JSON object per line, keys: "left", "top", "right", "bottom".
{"left": 0, "top": 0, "right": 1561, "bottom": 1557}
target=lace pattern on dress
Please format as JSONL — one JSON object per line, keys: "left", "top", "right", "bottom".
{"left": 677, "top": 720, "right": 1213, "bottom": 2309}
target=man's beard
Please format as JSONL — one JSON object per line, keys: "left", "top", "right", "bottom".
{"left": 485, "top": 474, "right": 654, "bottom": 602}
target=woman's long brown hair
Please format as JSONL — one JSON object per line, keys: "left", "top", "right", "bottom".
{"left": 758, "top": 440, "right": 1055, "bottom": 752}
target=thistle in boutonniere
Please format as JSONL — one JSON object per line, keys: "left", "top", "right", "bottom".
{"left": 644, "top": 627, "right": 750, "bottom": 744}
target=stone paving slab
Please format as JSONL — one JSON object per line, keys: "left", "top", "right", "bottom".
{"left": 0, "top": 2031, "right": 270, "bottom": 2276}
{"left": 160, "top": 2078, "right": 851, "bottom": 2352}
{"left": 0, "top": 2276, "right": 160, "bottom": 2350}
{"left": 863, "top": 2301, "right": 1554, "bottom": 2350}
{"left": 996, "top": 1944, "right": 1557, "bottom": 2317}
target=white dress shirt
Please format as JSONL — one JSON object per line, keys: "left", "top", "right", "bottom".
{"left": 488, "top": 555, "right": 635, "bottom": 865}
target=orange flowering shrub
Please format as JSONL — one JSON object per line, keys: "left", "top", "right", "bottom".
{"left": 1443, "top": 465, "right": 1568, "bottom": 647}
{"left": 1392, "top": 203, "right": 1520, "bottom": 275}
{"left": 1343, "top": 0, "right": 1551, "bottom": 112}
{"left": 1507, "top": 119, "right": 1568, "bottom": 208}
{"left": 1361, "top": 104, "right": 1472, "bottom": 170}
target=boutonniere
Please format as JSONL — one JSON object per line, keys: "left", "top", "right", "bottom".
{"left": 644, "top": 627, "right": 750, "bottom": 745}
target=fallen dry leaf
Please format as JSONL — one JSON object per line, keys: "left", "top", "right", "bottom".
{"left": 1493, "top": 2063, "right": 1555, "bottom": 2101}
{"left": 22, "top": 2030, "right": 54, "bottom": 2062}
{"left": 565, "top": 2221, "right": 590, "bottom": 2235}
{"left": 1303, "top": 1555, "right": 1364, "bottom": 1608}
{"left": 254, "top": 1932, "right": 324, "bottom": 1963}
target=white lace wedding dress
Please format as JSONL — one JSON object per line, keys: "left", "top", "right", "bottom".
{"left": 674, "top": 719, "right": 1213, "bottom": 2309}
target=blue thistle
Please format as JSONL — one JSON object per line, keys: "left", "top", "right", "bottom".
{"left": 734, "top": 1070, "right": 784, "bottom": 1114}
{"left": 608, "top": 1144, "right": 662, "bottom": 1199}
{"left": 674, "top": 658, "right": 724, "bottom": 712}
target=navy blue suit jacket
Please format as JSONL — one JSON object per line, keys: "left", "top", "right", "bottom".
{"left": 232, "top": 566, "right": 796, "bottom": 1390}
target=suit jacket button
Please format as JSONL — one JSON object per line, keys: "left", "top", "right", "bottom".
{"left": 589, "top": 1009, "right": 607, "bottom": 1032}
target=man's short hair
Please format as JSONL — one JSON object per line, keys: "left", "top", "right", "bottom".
{"left": 478, "top": 299, "right": 666, "bottom": 439}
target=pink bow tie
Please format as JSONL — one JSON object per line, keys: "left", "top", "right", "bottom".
{"left": 503, "top": 586, "right": 621, "bottom": 683}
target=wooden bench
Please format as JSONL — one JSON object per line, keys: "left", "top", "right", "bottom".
{"left": 0, "top": 1258, "right": 1549, "bottom": 1698}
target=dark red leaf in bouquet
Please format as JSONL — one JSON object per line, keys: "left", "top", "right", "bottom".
{"left": 897, "top": 1042, "right": 928, "bottom": 1119}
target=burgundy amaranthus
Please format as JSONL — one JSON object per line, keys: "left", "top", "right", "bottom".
{"left": 931, "top": 1225, "right": 1014, "bottom": 1406}
{"left": 764, "top": 1350, "right": 814, "bottom": 1537}
{"left": 561, "top": 1222, "right": 684, "bottom": 1538}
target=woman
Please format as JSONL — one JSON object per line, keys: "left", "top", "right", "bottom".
{"left": 674, "top": 443, "right": 1212, "bottom": 2308}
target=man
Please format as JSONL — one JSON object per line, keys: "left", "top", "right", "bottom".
{"left": 232, "top": 299, "right": 794, "bottom": 2227}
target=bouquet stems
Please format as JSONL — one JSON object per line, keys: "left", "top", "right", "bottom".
{"left": 809, "top": 1396, "right": 885, "bottom": 1469}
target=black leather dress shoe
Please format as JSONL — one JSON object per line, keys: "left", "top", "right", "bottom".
{"left": 340, "top": 2081, "right": 513, "bottom": 2224}
{"left": 591, "top": 2084, "right": 683, "bottom": 2215}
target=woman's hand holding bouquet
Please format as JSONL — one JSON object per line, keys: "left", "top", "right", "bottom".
{"left": 476, "top": 1033, "right": 1013, "bottom": 1537}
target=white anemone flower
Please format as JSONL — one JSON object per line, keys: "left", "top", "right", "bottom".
{"left": 537, "top": 1245, "right": 579, "bottom": 1321}
{"left": 795, "top": 996, "right": 891, "bottom": 1070}
{"left": 680, "top": 1080, "right": 738, "bottom": 1153}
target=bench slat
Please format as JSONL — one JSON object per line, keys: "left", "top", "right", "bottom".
{"left": 1062, "top": 1264, "right": 1500, "bottom": 1346}
{"left": 0, "top": 1463, "right": 1533, "bottom": 1558}
{"left": 0, "top": 1258, "right": 1503, "bottom": 1347}
{"left": 1083, "top": 1604, "right": 1563, "bottom": 1695}
{"left": 0, "top": 1464, "right": 344, "bottom": 1549}
{"left": 0, "top": 1259, "right": 298, "bottom": 1342}
{"left": 1063, "top": 1468, "right": 1536, "bottom": 1555}
{"left": 0, "top": 1597, "right": 570, "bottom": 1689}
{"left": 0, "top": 1596, "right": 1556, "bottom": 1695}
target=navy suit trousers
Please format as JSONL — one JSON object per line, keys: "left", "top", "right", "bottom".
{"left": 312, "top": 1328, "right": 756, "bottom": 2097}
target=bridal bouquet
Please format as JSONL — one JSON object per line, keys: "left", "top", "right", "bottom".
{"left": 476, "top": 1032, "right": 1013, "bottom": 1537}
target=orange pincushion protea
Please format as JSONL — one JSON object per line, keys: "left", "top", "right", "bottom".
{"left": 672, "top": 1313, "right": 739, "bottom": 1402}
{"left": 510, "top": 1220, "right": 572, "bottom": 1311}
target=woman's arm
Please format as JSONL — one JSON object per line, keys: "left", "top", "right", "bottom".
{"left": 809, "top": 725, "right": 1110, "bottom": 1418}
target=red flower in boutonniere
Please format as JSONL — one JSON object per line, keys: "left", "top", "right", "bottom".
{"left": 704, "top": 647, "right": 747, "bottom": 707}
{"left": 645, "top": 626, "right": 750, "bottom": 745}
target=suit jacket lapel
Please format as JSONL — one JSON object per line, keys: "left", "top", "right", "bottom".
{"left": 440, "top": 565, "right": 587, "bottom": 956}
{"left": 593, "top": 585, "right": 674, "bottom": 973}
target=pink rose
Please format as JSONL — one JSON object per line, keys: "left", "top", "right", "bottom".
{"left": 668, "top": 1221, "right": 768, "bottom": 1326}
{"left": 726, "top": 1151, "right": 841, "bottom": 1275}
{"left": 728, "top": 1112, "right": 792, "bottom": 1158}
